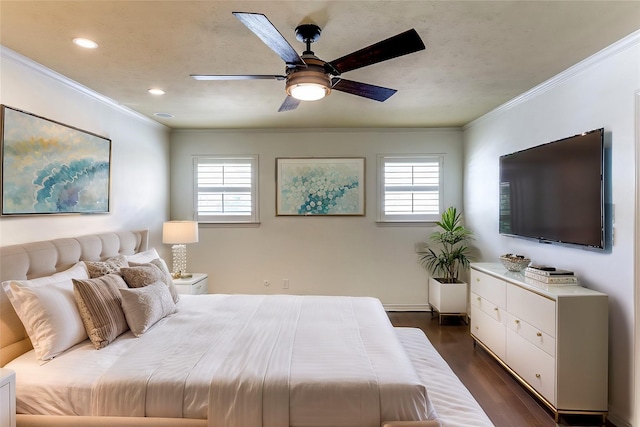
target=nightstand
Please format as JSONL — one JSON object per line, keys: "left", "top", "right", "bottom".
{"left": 173, "top": 273, "right": 208, "bottom": 295}
{"left": 0, "top": 369, "right": 16, "bottom": 427}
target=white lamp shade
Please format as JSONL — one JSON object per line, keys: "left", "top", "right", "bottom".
{"left": 162, "top": 221, "right": 199, "bottom": 244}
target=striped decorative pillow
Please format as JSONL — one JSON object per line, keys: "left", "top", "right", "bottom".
{"left": 72, "top": 274, "right": 130, "bottom": 349}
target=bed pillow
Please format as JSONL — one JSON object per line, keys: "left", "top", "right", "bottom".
{"left": 120, "top": 264, "right": 165, "bottom": 288}
{"left": 84, "top": 255, "right": 128, "bottom": 278}
{"left": 125, "top": 259, "right": 180, "bottom": 303}
{"left": 126, "top": 248, "right": 161, "bottom": 264}
{"left": 1, "top": 262, "right": 90, "bottom": 360}
{"left": 72, "top": 274, "right": 129, "bottom": 349}
{"left": 120, "top": 281, "right": 177, "bottom": 336}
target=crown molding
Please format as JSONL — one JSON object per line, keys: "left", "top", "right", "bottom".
{"left": 465, "top": 30, "right": 640, "bottom": 130}
{"left": 0, "top": 46, "right": 167, "bottom": 130}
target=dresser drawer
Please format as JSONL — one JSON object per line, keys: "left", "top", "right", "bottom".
{"left": 471, "top": 304, "right": 506, "bottom": 360}
{"left": 506, "top": 313, "right": 555, "bottom": 357}
{"left": 470, "top": 269, "right": 506, "bottom": 309}
{"left": 191, "top": 278, "right": 208, "bottom": 295}
{"left": 507, "top": 329, "right": 556, "bottom": 405}
{"left": 471, "top": 292, "right": 505, "bottom": 324}
{"left": 507, "top": 285, "right": 556, "bottom": 337}
{"left": 174, "top": 274, "right": 208, "bottom": 295}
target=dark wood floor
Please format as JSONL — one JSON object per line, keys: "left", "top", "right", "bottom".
{"left": 387, "top": 311, "right": 612, "bottom": 427}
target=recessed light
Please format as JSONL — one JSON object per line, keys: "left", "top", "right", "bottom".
{"left": 154, "top": 113, "right": 174, "bottom": 118}
{"left": 72, "top": 38, "right": 98, "bottom": 49}
{"left": 148, "top": 88, "right": 166, "bottom": 96}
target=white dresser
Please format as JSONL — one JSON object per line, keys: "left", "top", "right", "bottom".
{"left": 470, "top": 263, "right": 608, "bottom": 422}
{"left": 173, "top": 273, "right": 208, "bottom": 295}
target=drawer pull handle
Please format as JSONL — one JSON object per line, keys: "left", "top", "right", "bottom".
{"left": 494, "top": 307, "right": 499, "bottom": 311}
{"left": 477, "top": 296, "right": 481, "bottom": 301}
{"left": 535, "top": 373, "right": 541, "bottom": 379}
{"left": 476, "top": 278, "right": 480, "bottom": 282}
{"left": 515, "top": 319, "right": 520, "bottom": 324}
{"left": 536, "top": 332, "right": 542, "bottom": 337}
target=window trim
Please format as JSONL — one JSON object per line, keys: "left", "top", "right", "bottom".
{"left": 193, "top": 155, "right": 259, "bottom": 224}
{"left": 376, "top": 154, "right": 443, "bottom": 223}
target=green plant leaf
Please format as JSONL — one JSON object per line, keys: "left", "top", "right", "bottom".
{"left": 417, "top": 206, "right": 474, "bottom": 282}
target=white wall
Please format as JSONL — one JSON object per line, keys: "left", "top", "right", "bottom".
{"left": 0, "top": 48, "right": 171, "bottom": 250}
{"left": 170, "top": 128, "right": 463, "bottom": 308}
{"left": 463, "top": 33, "right": 640, "bottom": 426}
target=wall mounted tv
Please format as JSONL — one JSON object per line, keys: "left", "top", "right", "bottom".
{"left": 499, "top": 128, "right": 605, "bottom": 249}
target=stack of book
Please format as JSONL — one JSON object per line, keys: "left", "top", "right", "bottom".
{"left": 524, "top": 265, "right": 578, "bottom": 285}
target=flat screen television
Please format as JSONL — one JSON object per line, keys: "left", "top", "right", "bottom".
{"left": 499, "top": 128, "right": 605, "bottom": 249}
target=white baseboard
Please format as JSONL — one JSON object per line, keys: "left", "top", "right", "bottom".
{"left": 383, "top": 303, "right": 431, "bottom": 312}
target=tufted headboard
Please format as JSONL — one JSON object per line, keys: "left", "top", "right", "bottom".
{"left": 0, "top": 229, "right": 148, "bottom": 367}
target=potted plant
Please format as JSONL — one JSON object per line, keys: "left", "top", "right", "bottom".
{"left": 418, "top": 206, "right": 473, "bottom": 322}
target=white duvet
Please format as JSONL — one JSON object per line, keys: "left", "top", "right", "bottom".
{"left": 7, "top": 294, "right": 430, "bottom": 427}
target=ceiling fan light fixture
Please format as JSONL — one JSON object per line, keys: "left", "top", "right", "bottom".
{"left": 289, "top": 83, "right": 329, "bottom": 101}
{"left": 286, "top": 71, "right": 331, "bottom": 101}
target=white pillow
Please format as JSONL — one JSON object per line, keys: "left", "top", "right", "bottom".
{"left": 2, "top": 262, "right": 90, "bottom": 360}
{"left": 126, "top": 248, "right": 161, "bottom": 264}
{"left": 119, "top": 281, "right": 176, "bottom": 336}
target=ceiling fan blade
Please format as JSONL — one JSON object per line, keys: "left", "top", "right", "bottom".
{"left": 328, "top": 29, "right": 425, "bottom": 74}
{"left": 233, "top": 12, "right": 306, "bottom": 67}
{"left": 190, "top": 74, "right": 286, "bottom": 81}
{"left": 278, "top": 96, "right": 301, "bottom": 112}
{"left": 331, "top": 78, "right": 397, "bottom": 102}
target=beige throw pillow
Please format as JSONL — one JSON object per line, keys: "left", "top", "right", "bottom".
{"left": 120, "top": 265, "right": 165, "bottom": 288}
{"left": 126, "top": 259, "right": 180, "bottom": 303}
{"left": 73, "top": 274, "right": 129, "bottom": 349}
{"left": 84, "top": 255, "right": 128, "bottom": 278}
{"left": 120, "top": 281, "right": 176, "bottom": 336}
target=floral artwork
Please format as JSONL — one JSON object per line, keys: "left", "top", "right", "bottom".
{"left": 1, "top": 105, "right": 111, "bottom": 215}
{"left": 276, "top": 158, "right": 365, "bottom": 216}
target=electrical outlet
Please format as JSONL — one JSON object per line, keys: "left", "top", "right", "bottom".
{"left": 263, "top": 280, "right": 270, "bottom": 287}
{"left": 282, "top": 279, "right": 289, "bottom": 289}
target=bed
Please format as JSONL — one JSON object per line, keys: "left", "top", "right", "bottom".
{"left": 0, "top": 230, "right": 494, "bottom": 427}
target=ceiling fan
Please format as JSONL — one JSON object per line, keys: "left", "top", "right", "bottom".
{"left": 191, "top": 12, "right": 426, "bottom": 112}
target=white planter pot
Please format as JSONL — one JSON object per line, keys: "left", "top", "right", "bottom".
{"left": 429, "top": 277, "right": 468, "bottom": 323}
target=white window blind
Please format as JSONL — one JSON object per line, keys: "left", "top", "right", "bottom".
{"left": 377, "top": 155, "right": 443, "bottom": 222}
{"left": 194, "top": 156, "right": 259, "bottom": 223}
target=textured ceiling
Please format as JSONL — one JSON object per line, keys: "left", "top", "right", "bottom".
{"left": 1, "top": 1, "right": 639, "bottom": 129}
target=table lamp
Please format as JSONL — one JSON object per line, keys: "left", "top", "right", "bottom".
{"left": 162, "top": 221, "right": 199, "bottom": 279}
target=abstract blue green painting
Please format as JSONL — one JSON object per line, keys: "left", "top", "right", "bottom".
{"left": 1, "top": 106, "right": 111, "bottom": 215}
{"left": 276, "top": 158, "right": 365, "bottom": 216}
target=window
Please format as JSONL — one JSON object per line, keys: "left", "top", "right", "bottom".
{"left": 377, "top": 155, "right": 443, "bottom": 222}
{"left": 194, "top": 156, "right": 259, "bottom": 223}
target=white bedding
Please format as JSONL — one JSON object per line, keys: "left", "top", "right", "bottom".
{"left": 7, "top": 294, "right": 431, "bottom": 427}
{"left": 396, "top": 328, "right": 494, "bottom": 427}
